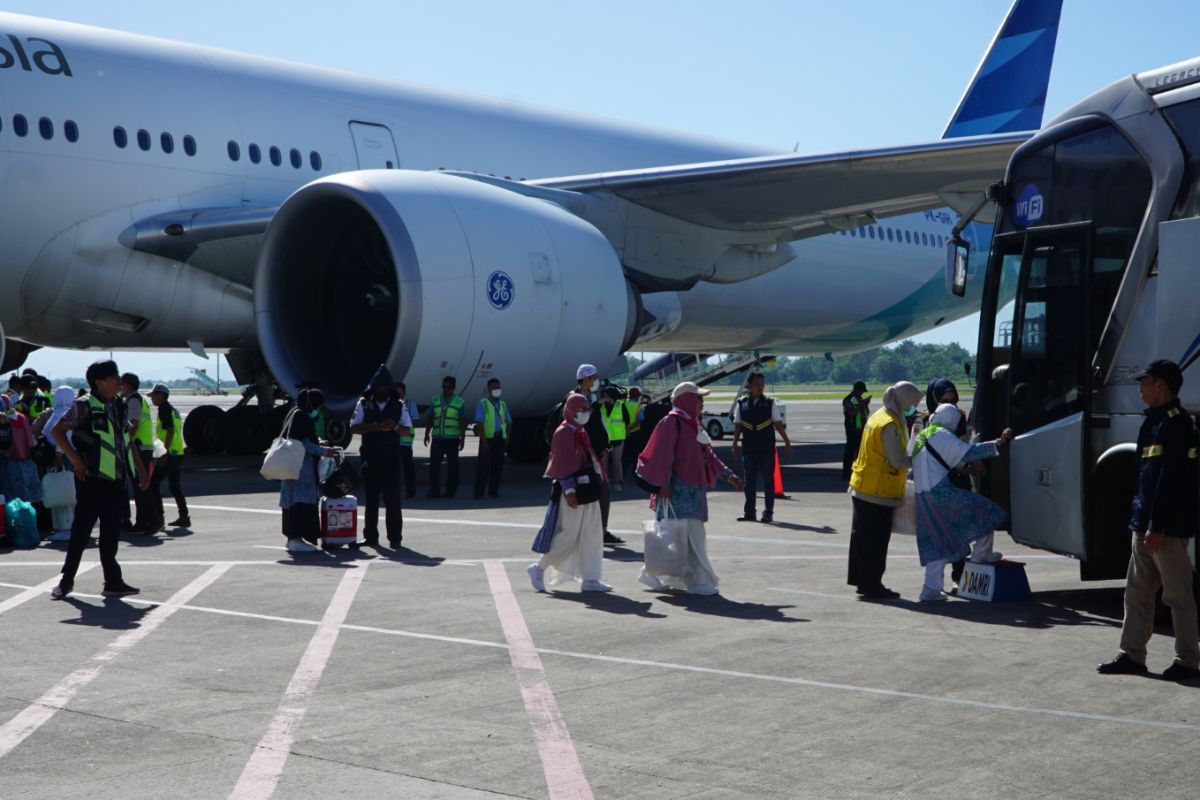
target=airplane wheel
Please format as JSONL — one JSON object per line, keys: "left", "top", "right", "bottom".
{"left": 182, "top": 405, "right": 226, "bottom": 455}
{"left": 221, "top": 405, "right": 266, "bottom": 455}
{"left": 325, "top": 416, "right": 353, "bottom": 448}
{"left": 506, "top": 417, "right": 550, "bottom": 464}
{"left": 706, "top": 420, "right": 724, "bottom": 440}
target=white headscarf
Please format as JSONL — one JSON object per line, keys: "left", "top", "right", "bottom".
{"left": 912, "top": 403, "right": 973, "bottom": 493}
{"left": 47, "top": 386, "right": 76, "bottom": 451}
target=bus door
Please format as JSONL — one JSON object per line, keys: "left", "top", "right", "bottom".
{"left": 1002, "top": 223, "right": 1094, "bottom": 555}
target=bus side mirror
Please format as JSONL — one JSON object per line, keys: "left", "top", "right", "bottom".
{"left": 945, "top": 237, "right": 969, "bottom": 297}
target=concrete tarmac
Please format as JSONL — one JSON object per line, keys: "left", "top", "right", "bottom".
{"left": 1, "top": 400, "right": 1196, "bottom": 800}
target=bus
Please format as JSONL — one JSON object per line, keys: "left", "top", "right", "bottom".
{"left": 949, "top": 56, "right": 1200, "bottom": 580}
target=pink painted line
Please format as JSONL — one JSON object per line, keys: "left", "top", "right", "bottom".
{"left": 229, "top": 562, "right": 368, "bottom": 800}
{"left": 483, "top": 560, "right": 594, "bottom": 800}
{"left": 0, "top": 564, "right": 97, "bottom": 616}
{"left": 0, "top": 563, "right": 229, "bottom": 758}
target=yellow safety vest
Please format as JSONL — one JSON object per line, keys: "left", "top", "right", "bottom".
{"left": 624, "top": 399, "right": 641, "bottom": 433}
{"left": 128, "top": 393, "right": 154, "bottom": 446}
{"left": 77, "top": 394, "right": 120, "bottom": 480}
{"left": 849, "top": 408, "right": 909, "bottom": 499}
{"left": 431, "top": 394, "right": 465, "bottom": 438}
{"left": 481, "top": 399, "right": 509, "bottom": 439}
{"left": 157, "top": 405, "right": 185, "bottom": 455}
{"left": 601, "top": 402, "right": 627, "bottom": 442}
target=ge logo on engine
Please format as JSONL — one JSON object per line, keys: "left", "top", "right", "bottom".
{"left": 487, "top": 271, "right": 514, "bottom": 309}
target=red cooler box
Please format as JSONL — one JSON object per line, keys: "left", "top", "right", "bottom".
{"left": 320, "top": 496, "right": 358, "bottom": 547}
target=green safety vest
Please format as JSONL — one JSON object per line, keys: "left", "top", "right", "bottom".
{"left": 481, "top": 399, "right": 509, "bottom": 439}
{"left": 157, "top": 405, "right": 185, "bottom": 455}
{"left": 624, "top": 399, "right": 641, "bottom": 433}
{"left": 76, "top": 394, "right": 121, "bottom": 481}
{"left": 128, "top": 393, "right": 154, "bottom": 446}
{"left": 601, "top": 402, "right": 628, "bottom": 442}
{"left": 431, "top": 394, "right": 465, "bottom": 438}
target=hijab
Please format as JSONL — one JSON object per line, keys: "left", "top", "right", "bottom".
{"left": 545, "top": 394, "right": 599, "bottom": 480}
{"left": 882, "top": 381, "right": 923, "bottom": 430}
{"left": 636, "top": 389, "right": 724, "bottom": 488}
{"left": 926, "top": 378, "right": 957, "bottom": 414}
{"left": 911, "top": 404, "right": 974, "bottom": 493}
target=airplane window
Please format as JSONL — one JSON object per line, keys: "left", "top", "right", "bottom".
{"left": 227, "top": 140, "right": 240, "bottom": 162}
{"left": 937, "top": 235, "right": 944, "bottom": 248}
{"left": 886, "top": 229, "right": 894, "bottom": 242}
{"left": 38, "top": 117, "right": 53, "bottom": 140}
{"left": 904, "top": 230, "right": 912, "bottom": 244}
{"left": 289, "top": 148, "right": 301, "bottom": 169}
{"left": 921, "top": 232, "right": 929, "bottom": 246}
{"left": 161, "top": 132, "right": 174, "bottom": 154}
{"left": 13, "top": 115, "right": 28, "bottom": 137}
{"left": 183, "top": 135, "right": 196, "bottom": 156}
{"left": 269, "top": 146, "right": 281, "bottom": 166}
{"left": 64, "top": 120, "right": 78, "bottom": 142}
{"left": 249, "top": 143, "right": 261, "bottom": 164}
{"left": 113, "top": 127, "right": 127, "bottom": 148}
{"left": 137, "top": 129, "right": 151, "bottom": 151}
{"left": 310, "top": 151, "right": 322, "bottom": 171}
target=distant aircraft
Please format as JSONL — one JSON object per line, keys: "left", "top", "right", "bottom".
{"left": 0, "top": 0, "right": 1060, "bottom": 455}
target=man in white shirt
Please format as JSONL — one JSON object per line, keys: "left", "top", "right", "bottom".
{"left": 350, "top": 365, "right": 411, "bottom": 548}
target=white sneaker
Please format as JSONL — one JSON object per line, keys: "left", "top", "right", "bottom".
{"left": 581, "top": 580, "right": 613, "bottom": 592}
{"left": 527, "top": 563, "right": 546, "bottom": 592}
{"left": 687, "top": 584, "right": 719, "bottom": 596}
{"left": 47, "top": 530, "right": 71, "bottom": 542}
{"left": 919, "top": 587, "right": 948, "bottom": 602}
{"left": 970, "top": 551, "right": 1004, "bottom": 564}
{"left": 638, "top": 571, "right": 666, "bottom": 590}
{"left": 286, "top": 538, "right": 319, "bottom": 553}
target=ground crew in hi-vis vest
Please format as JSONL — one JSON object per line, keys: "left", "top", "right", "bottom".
{"left": 50, "top": 359, "right": 148, "bottom": 600}
{"left": 730, "top": 372, "right": 793, "bottom": 524}
{"left": 473, "top": 377, "right": 511, "bottom": 498}
{"left": 424, "top": 375, "right": 466, "bottom": 498}
{"left": 396, "top": 381, "right": 419, "bottom": 498}
{"left": 600, "top": 387, "right": 631, "bottom": 492}
{"left": 150, "top": 383, "right": 189, "bottom": 529}
{"left": 842, "top": 381, "right": 870, "bottom": 480}
{"left": 120, "top": 372, "right": 163, "bottom": 533}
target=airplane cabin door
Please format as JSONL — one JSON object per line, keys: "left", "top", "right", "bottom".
{"left": 348, "top": 122, "right": 400, "bottom": 169}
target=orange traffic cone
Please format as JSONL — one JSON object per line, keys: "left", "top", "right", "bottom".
{"left": 773, "top": 448, "right": 787, "bottom": 499}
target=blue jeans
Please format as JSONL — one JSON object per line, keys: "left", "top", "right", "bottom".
{"left": 742, "top": 450, "right": 775, "bottom": 517}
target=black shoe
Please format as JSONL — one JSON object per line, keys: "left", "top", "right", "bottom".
{"left": 102, "top": 583, "right": 140, "bottom": 598}
{"left": 50, "top": 583, "right": 72, "bottom": 600}
{"left": 426, "top": 491, "right": 441, "bottom": 499}
{"left": 488, "top": 492, "right": 500, "bottom": 499}
{"left": 361, "top": 539, "right": 379, "bottom": 548}
{"left": 1097, "top": 653, "right": 1148, "bottom": 675}
{"left": 388, "top": 539, "right": 403, "bottom": 549}
{"left": 603, "top": 531, "right": 625, "bottom": 546}
{"left": 169, "top": 516, "right": 191, "bottom": 527}
{"left": 1162, "top": 662, "right": 1200, "bottom": 681}
{"left": 737, "top": 514, "right": 756, "bottom": 522}
{"left": 859, "top": 586, "right": 900, "bottom": 600}
{"left": 121, "top": 522, "right": 140, "bottom": 533}
{"left": 760, "top": 514, "right": 773, "bottom": 524}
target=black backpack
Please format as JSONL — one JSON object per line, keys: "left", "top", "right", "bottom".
{"left": 543, "top": 397, "right": 567, "bottom": 446}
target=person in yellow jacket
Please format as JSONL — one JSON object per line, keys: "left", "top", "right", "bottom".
{"left": 120, "top": 372, "right": 163, "bottom": 533}
{"left": 423, "top": 375, "right": 466, "bottom": 498}
{"left": 847, "top": 381, "right": 923, "bottom": 600}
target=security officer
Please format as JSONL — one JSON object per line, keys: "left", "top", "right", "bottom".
{"left": 120, "top": 372, "right": 163, "bottom": 533}
{"left": 472, "top": 377, "right": 511, "bottom": 498}
{"left": 14, "top": 374, "right": 48, "bottom": 418}
{"left": 569, "top": 364, "right": 622, "bottom": 545}
{"left": 731, "top": 372, "right": 793, "bottom": 523}
{"left": 49, "top": 359, "right": 149, "bottom": 600}
{"left": 149, "top": 383, "right": 190, "bottom": 528}
{"left": 842, "top": 381, "right": 870, "bottom": 480}
{"left": 599, "top": 386, "right": 630, "bottom": 492}
{"left": 351, "top": 365, "right": 411, "bottom": 547}
{"left": 396, "top": 381, "right": 419, "bottom": 499}
{"left": 1098, "top": 359, "right": 1200, "bottom": 681}
{"left": 424, "top": 375, "right": 466, "bottom": 498}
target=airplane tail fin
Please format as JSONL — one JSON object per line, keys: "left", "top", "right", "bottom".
{"left": 941, "top": 0, "right": 1063, "bottom": 139}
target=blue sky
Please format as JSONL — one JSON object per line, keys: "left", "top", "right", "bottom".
{"left": 6, "top": 1, "right": 1197, "bottom": 380}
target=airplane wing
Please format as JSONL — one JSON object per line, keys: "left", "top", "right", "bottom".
{"left": 529, "top": 131, "right": 1027, "bottom": 238}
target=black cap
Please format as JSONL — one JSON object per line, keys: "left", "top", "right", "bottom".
{"left": 853, "top": 381, "right": 867, "bottom": 392}
{"left": 1135, "top": 359, "right": 1184, "bottom": 393}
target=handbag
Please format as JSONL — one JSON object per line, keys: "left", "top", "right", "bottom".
{"left": 891, "top": 479, "right": 917, "bottom": 536}
{"left": 41, "top": 468, "right": 76, "bottom": 509}
{"left": 531, "top": 484, "right": 562, "bottom": 554}
{"left": 30, "top": 437, "right": 56, "bottom": 469}
{"left": 5, "top": 498, "right": 38, "bottom": 548}
{"left": 642, "top": 500, "right": 689, "bottom": 578}
{"left": 260, "top": 408, "right": 307, "bottom": 481}
{"left": 570, "top": 463, "right": 602, "bottom": 505}
{"left": 320, "top": 457, "right": 361, "bottom": 499}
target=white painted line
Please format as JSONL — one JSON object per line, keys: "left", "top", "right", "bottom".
{"left": 0, "top": 564, "right": 96, "bottom": 615}
{"left": 0, "top": 564, "right": 230, "bottom": 759}
{"left": 229, "top": 562, "right": 368, "bottom": 800}
{"left": 766, "top": 587, "right": 853, "bottom": 600}
{"left": 483, "top": 560, "right": 594, "bottom": 800}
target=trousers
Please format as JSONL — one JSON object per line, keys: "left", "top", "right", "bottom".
{"left": 847, "top": 496, "right": 894, "bottom": 590}
{"left": 602, "top": 441, "right": 624, "bottom": 487}
{"left": 60, "top": 477, "right": 126, "bottom": 588}
{"left": 428, "top": 438, "right": 460, "bottom": 497}
{"left": 1119, "top": 533, "right": 1200, "bottom": 668}
{"left": 742, "top": 450, "right": 775, "bottom": 517}
{"left": 474, "top": 435, "right": 506, "bottom": 497}
{"left": 842, "top": 429, "right": 863, "bottom": 479}
{"left": 362, "top": 451, "right": 403, "bottom": 544}
{"left": 398, "top": 445, "right": 416, "bottom": 497}
{"left": 151, "top": 454, "right": 188, "bottom": 519}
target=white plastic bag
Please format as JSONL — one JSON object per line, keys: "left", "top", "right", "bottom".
{"left": 260, "top": 408, "right": 306, "bottom": 481}
{"left": 41, "top": 469, "right": 76, "bottom": 509}
{"left": 642, "top": 501, "right": 689, "bottom": 578}
{"left": 891, "top": 479, "right": 917, "bottom": 536}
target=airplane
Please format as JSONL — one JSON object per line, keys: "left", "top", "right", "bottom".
{"left": 0, "top": 1, "right": 1061, "bottom": 457}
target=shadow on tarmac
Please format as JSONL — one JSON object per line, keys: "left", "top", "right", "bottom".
{"left": 651, "top": 592, "right": 807, "bottom": 623}
{"left": 882, "top": 587, "right": 1125, "bottom": 629}
{"left": 603, "top": 545, "right": 645, "bottom": 563}
{"left": 547, "top": 591, "right": 667, "bottom": 619}
{"left": 60, "top": 596, "right": 151, "bottom": 630}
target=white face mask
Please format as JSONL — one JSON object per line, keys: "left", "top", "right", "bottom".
{"left": 574, "top": 411, "right": 591, "bottom": 425}
{"left": 491, "top": 389, "right": 502, "bottom": 398}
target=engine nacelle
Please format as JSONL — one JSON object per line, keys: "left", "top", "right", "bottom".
{"left": 255, "top": 170, "right": 638, "bottom": 413}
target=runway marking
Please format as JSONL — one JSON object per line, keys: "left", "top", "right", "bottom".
{"left": 0, "top": 564, "right": 229, "bottom": 759}
{"left": 766, "top": 587, "right": 852, "bottom": 600}
{"left": 0, "top": 564, "right": 96, "bottom": 615}
{"left": 483, "top": 560, "right": 594, "bottom": 800}
{"left": 229, "top": 562, "right": 368, "bottom": 800}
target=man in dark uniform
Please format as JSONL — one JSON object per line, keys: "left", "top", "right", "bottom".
{"left": 351, "top": 365, "right": 411, "bottom": 548}
{"left": 1098, "top": 360, "right": 1200, "bottom": 680}
{"left": 49, "top": 360, "right": 148, "bottom": 600}
{"left": 842, "top": 381, "right": 870, "bottom": 480}
{"left": 731, "top": 373, "right": 793, "bottom": 523}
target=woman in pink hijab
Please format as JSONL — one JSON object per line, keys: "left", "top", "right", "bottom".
{"left": 635, "top": 382, "right": 744, "bottom": 595}
{"left": 527, "top": 393, "right": 613, "bottom": 593}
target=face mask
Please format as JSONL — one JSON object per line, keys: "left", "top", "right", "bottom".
{"left": 574, "top": 411, "right": 591, "bottom": 425}
{"left": 309, "top": 410, "right": 320, "bottom": 420}
{"left": 491, "top": 389, "right": 502, "bottom": 399}
{"left": 904, "top": 405, "right": 917, "bottom": 417}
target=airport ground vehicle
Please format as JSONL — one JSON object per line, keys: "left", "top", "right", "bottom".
{"left": 955, "top": 57, "right": 1200, "bottom": 579}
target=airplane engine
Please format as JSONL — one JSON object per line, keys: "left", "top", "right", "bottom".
{"left": 254, "top": 170, "right": 639, "bottom": 413}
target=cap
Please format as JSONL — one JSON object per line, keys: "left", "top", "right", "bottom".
{"left": 670, "top": 381, "right": 711, "bottom": 400}
{"left": 1135, "top": 359, "right": 1184, "bottom": 392}
{"left": 151, "top": 383, "right": 170, "bottom": 397}
{"left": 853, "top": 381, "right": 867, "bottom": 392}
{"left": 576, "top": 364, "right": 598, "bottom": 380}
